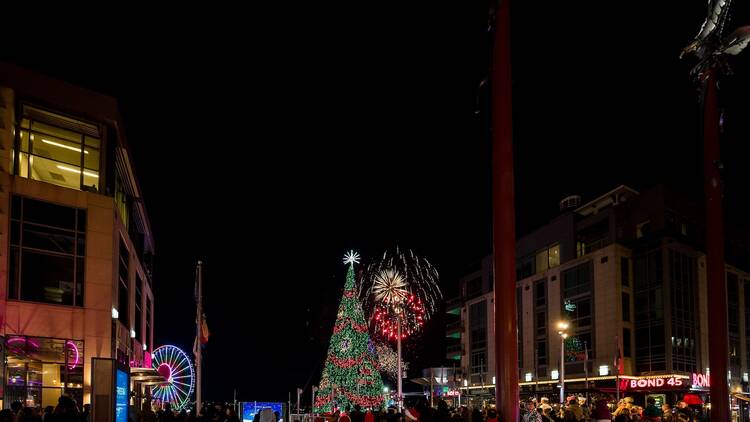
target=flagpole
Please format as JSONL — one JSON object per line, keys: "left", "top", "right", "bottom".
{"left": 615, "top": 335, "right": 620, "bottom": 403}
{"left": 196, "top": 261, "right": 203, "bottom": 412}
{"left": 584, "top": 341, "right": 589, "bottom": 406}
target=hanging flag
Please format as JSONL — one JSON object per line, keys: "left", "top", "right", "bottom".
{"left": 193, "top": 336, "right": 200, "bottom": 360}
{"left": 200, "top": 313, "right": 210, "bottom": 344}
{"left": 584, "top": 342, "right": 589, "bottom": 366}
{"left": 614, "top": 335, "right": 624, "bottom": 374}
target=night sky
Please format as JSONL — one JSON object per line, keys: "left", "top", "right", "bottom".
{"left": 2, "top": 1, "right": 750, "bottom": 403}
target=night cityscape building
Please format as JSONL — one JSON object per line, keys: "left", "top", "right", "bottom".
{"left": 446, "top": 184, "right": 750, "bottom": 406}
{"left": 0, "top": 63, "right": 156, "bottom": 408}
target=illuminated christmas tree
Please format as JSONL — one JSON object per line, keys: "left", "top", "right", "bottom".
{"left": 315, "top": 251, "right": 385, "bottom": 412}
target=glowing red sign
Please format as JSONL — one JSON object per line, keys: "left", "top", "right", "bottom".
{"left": 622, "top": 377, "right": 685, "bottom": 391}
{"left": 691, "top": 373, "right": 710, "bottom": 388}
{"left": 446, "top": 390, "right": 460, "bottom": 397}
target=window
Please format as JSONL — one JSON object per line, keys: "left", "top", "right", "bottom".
{"left": 4, "top": 336, "right": 84, "bottom": 408}
{"left": 469, "top": 301, "right": 487, "bottom": 350}
{"left": 536, "top": 341, "right": 547, "bottom": 366}
{"left": 517, "top": 255, "right": 534, "bottom": 280}
{"left": 535, "top": 245, "right": 561, "bottom": 274}
{"left": 623, "top": 328, "right": 632, "bottom": 358}
{"left": 548, "top": 245, "right": 560, "bottom": 268}
{"left": 536, "top": 310, "right": 547, "bottom": 336}
{"left": 636, "top": 220, "right": 651, "bottom": 239}
{"left": 562, "top": 262, "right": 594, "bottom": 363}
{"left": 635, "top": 250, "right": 666, "bottom": 372}
{"left": 562, "top": 262, "right": 592, "bottom": 298}
{"left": 470, "top": 350, "right": 487, "bottom": 379}
{"left": 670, "top": 250, "right": 697, "bottom": 373}
{"left": 621, "top": 257, "right": 630, "bottom": 287}
{"left": 8, "top": 196, "right": 86, "bottom": 306}
{"left": 118, "top": 239, "right": 129, "bottom": 326}
{"left": 466, "top": 277, "right": 482, "bottom": 297}
{"left": 535, "top": 279, "right": 547, "bottom": 307}
{"left": 14, "top": 106, "right": 101, "bottom": 192}
{"left": 622, "top": 292, "right": 630, "bottom": 322}
{"left": 135, "top": 275, "right": 143, "bottom": 341}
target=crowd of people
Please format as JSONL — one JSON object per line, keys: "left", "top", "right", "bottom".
{"left": 519, "top": 395, "right": 705, "bottom": 422}
{"left": 307, "top": 395, "right": 707, "bottom": 422}
{"left": 0, "top": 397, "right": 90, "bottom": 422}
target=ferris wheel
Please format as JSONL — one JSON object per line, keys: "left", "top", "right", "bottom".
{"left": 151, "top": 345, "right": 195, "bottom": 410}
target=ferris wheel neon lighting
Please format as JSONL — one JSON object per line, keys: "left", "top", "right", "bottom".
{"left": 151, "top": 345, "right": 195, "bottom": 411}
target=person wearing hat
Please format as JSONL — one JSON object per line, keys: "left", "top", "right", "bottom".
{"left": 522, "top": 398, "right": 542, "bottom": 422}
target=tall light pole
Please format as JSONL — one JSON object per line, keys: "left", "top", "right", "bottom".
{"left": 557, "top": 322, "right": 569, "bottom": 405}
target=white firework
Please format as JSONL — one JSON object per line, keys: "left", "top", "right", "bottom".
{"left": 343, "top": 250, "right": 361, "bottom": 265}
{"left": 372, "top": 269, "right": 408, "bottom": 305}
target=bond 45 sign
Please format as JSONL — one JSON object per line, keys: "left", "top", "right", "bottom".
{"left": 622, "top": 376, "right": 686, "bottom": 391}
{"left": 691, "top": 372, "right": 710, "bottom": 389}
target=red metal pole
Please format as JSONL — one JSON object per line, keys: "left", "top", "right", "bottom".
{"left": 491, "top": 0, "right": 519, "bottom": 421}
{"left": 703, "top": 67, "right": 729, "bottom": 421}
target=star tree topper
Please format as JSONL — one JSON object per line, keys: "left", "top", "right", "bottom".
{"left": 343, "top": 250, "right": 360, "bottom": 266}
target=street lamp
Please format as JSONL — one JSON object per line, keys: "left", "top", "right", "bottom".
{"left": 557, "top": 321, "right": 569, "bottom": 405}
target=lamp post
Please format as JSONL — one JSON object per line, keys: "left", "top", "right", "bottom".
{"left": 557, "top": 322, "right": 569, "bottom": 405}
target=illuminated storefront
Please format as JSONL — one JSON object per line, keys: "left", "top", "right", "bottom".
{"left": 4, "top": 336, "right": 84, "bottom": 408}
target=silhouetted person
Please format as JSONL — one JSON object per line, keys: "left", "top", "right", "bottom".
{"left": 163, "top": 404, "right": 177, "bottom": 422}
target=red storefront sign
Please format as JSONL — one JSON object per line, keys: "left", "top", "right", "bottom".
{"left": 691, "top": 373, "right": 710, "bottom": 388}
{"left": 622, "top": 377, "right": 685, "bottom": 391}
{"left": 619, "top": 373, "right": 710, "bottom": 391}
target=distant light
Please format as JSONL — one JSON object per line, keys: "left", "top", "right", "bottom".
{"left": 57, "top": 165, "right": 99, "bottom": 178}
{"left": 143, "top": 343, "right": 148, "bottom": 351}
{"left": 383, "top": 387, "right": 389, "bottom": 393}
{"left": 42, "top": 139, "right": 89, "bottom": 154}
{"left": 463, "top": 379, "right": 468, "bottom": 387}
{"left": 599, "top": 365, "right": 609, "bottom": 376}
{"left": 743, "top": 373, "right": 748, "bottom": 383}
{"left": 112, "top": 307, "right": 119, "bottom": 319}
{"left": 525, "top": 373, "right": 533, "bottom": 382}
{"left": 551, "top": 370, "right": 559, "bottom": 380}
{"left": 492, "top": 376, "right": 496, "bottom": 385}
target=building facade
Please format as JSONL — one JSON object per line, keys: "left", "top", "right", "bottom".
{"left": 0, "top": 63, "right": 155, "bottom": 408}
{"left": 447, "top": 185, "right": 750, "bottom": 404}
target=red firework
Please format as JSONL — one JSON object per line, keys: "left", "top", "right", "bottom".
{"left": 373, "top": 294, "right": 426, "bottom": 340}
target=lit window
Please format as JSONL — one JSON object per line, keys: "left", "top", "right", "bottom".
{"left": 14, "top": 106, "right": 101, "bottom": 192}
{"left": 536, "top": 250, "right": 549, "bottom": 273}
{"left": 548, "top": 245, "right": 560, "bottom": 268}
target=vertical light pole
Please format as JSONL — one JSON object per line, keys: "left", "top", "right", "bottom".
{"left": 397, "top": 320, "right": 403, "bottom": 412}
{"left": 557, "top": 322, "right": 569, "bottom": 405}
{"left": 196, "top": 261, "right": 203, "bottom": 412}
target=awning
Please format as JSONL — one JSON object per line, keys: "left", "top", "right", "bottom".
{"left": 130, "top": 367, "right": 168, "bottom": 385}
{"left": 683, "top": 393, "right": 703, "bottom": 405}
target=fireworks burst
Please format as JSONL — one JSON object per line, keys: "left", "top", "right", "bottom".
{"left": 373, "top": 269, "right": 408, "bottom": 305}
{"left": 361, "top": 247, "right": 442, "bottom": 341}
{"left": 374, "top": 342, "right": 408, "bottom": 380}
